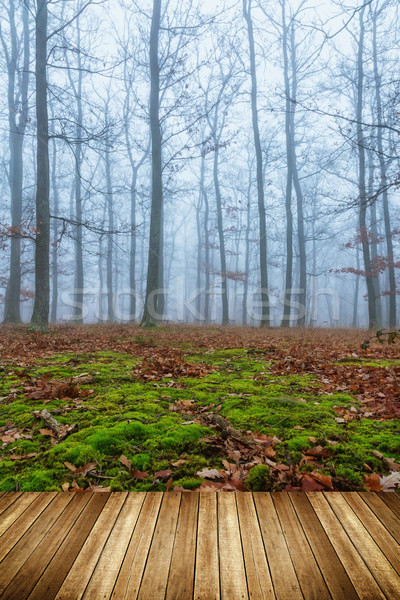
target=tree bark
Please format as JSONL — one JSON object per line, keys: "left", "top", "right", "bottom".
{"left": 3, "top": 0, "right": 30, "bottom": 323}
{"left": 141, "top": 0, "right": 163, "bottom": 328}
{"left": 104, "top": 144, "right": 114, "bottom": 322}
{"left": 243, "top": 0, "right": 270, "bottom": 327}
{"left": 213, "top": 133, "right": 229, "bottom": 325}
{"left": 356, "top": 6, "right": 377, "bottom": 329}
{"left": 372, "top": 9, "right": 396, "bottom": 328}
{"left": 30, "top": 0, "right": 50, "bottom": 331}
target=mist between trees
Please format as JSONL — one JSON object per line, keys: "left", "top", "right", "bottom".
{"left": 0, "top": 0, "right": 399, "bottom": 331}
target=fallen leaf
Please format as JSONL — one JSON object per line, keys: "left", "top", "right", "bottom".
{"left": 39, "top": 428, "right": 54, "bottom": 437}
{"left": 9, "top": 453, "right": 38, "bottom": 460}
{"left": 301, "top": 474, "right": 325, "bottom": 492}
{"left": 364, "top": 473, "right": 383, "bottom": 491}
{"left": 119, "top": 455, "right": 132, "bottom": 470}
{"left": 154, "top": 469, "right": 173, "bottom": 480}
{"left": 132, "top": 470, "right": 149, "bottom": 480}
{"left": 171, "top": 459, "right": 187, "bottom": 467}
{"left": 380, "top": 472, "right": 400, "bottom": 491}
{"left": 197, "top": 468, "right": 224, "bottom": 480}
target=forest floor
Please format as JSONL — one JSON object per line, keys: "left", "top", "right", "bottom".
{"left": 0, "top": 324, "right": 399, "bottom": 493}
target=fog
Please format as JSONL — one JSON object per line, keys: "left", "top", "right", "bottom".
{"left": 0, "top": 0, "right": 399, "bottom": 330}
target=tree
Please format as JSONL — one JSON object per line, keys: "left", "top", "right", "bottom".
{"left": 141, "top": 0, "right": 163, "bottom": 328}
{"left": 243, "top": 0, "right": 270, "bottom": 328}
{"left": 30, "top": 0, "right": 50, "bottom": 331}
{"left": 1, "top": 0, "right": 30, "bottom": 323}
{"left": 356, "top": 5, "right": 377, "bottom": 329}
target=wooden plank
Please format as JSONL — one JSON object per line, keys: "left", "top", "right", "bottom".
{"left": 194, "top": 493, "right": 220, "bottom": 600}
{"left": 0, "top": 492, "right": 41, "bottom": 538}
{"left": 82, "top": 493, "right": 146, "bottom": 600}
{"left": 254, "top": 493, "right": 302, "bottom": 600}
{"left": 111, "top": 492, "right": 162, "bottom": 600}
{"left": 343, "top": 492, "right": 400, "bottom": 575}
{"left": 0, "top": 492, "right": 23, "bottom": 517}
{"left": 376, "top": 491, "right": 400, "bottom": 519}
{"left": 1, "top": 492, "right": 92, "bottom": 600}
{"left": 218, "top": 493, "right": 248, "bottom": 600}
{"left": 235, "top": 492, "right": 275, "bottom": 600}
{"left": 360, "top": 492, "right": 400, "bottom": 542}
{"left": 307, "top": 492, "right": 386, "bottom": 600}
{"left": 165, "top": 493, "right": 199, "bottom": 600}
{"left": 0, "top": 492, "right": 56, "bottom": 562}
{"left": 28, "top": 492, "right": 109, "bottom": 600}
{"left": 289, "top": 492, "right": 358, "bottom": 600}
{"left": 0, "top": 492, "right": 74, "bottom": 595}
{"left": 325, "top": 492, "right": 400, "bottom": 599}
{"left": 272, "top": 493, "right": 330, "bottom": 600}
{"left": 54, "top": 492, "right": 128, "bottom": 600}
{"left": 137, "top": 492, "right": 181, "bottom": 600}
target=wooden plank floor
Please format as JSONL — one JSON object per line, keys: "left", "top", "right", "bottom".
{"left": 0, "top": 492, "right": 400, "bottom": 599}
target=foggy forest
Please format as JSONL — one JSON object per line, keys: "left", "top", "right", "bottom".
{"left": 2, "top": 0, "right": 400, "bottom": 565}
{"left": 0, "top": 0, "right": 399, "bottom": 331}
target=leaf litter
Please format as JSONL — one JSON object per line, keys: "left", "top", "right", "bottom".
{"left": 0, "top": 324, "right": 399, "bottom": 492}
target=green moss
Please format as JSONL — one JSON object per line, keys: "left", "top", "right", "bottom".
{"left": 174, "top": 477, "right": 202, "bottom": 490}
{"left": 1, "top": 345, "right": 399, "bottom": 492}
{"left": 246, "top": 465, "right": 275, "bottom": 491}
{"left": 21, "top": 469, "right": 60, "bottom": 492}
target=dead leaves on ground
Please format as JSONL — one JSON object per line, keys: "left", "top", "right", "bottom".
{"left": 131, "top": 348, "right": 213, "bottom": 381}
{"left": 23, "top": 373, "right": 93, "bottom": 403}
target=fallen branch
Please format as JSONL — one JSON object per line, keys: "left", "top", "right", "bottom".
{"left": 204, "top": 413, "right": 256, "bottom": 448}
{"left": 32, "top": 409, "right": 77, "bottom": 442}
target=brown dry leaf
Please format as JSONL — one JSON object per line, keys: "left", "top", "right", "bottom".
{"left": 119, "top": 455, "right": 132, "bottom": 470}
{"left": 9, "top": 452, "right": 38, "bottom": 460}
{"left": 132, "top": 470, "right": 149, "bottom": 480}
{"left": 154, "top": 469, "right": 173, "bottom": 480}
{"left": 64, "top": 461, "right": 77, "bottom": 472}
{"left": 364, "top": 473, "right": 383, "bottom": 491}
{"left": 62, "top": 482, "right": 70, "bottom": 492}
{"left": 89, "top": 484, "right": 111, "bottom": 492}
{"left": 310, "top": 471, "right": 333, "bottom": 490}
{"left": 383, "top": 457, "right": 400, "bottom": 472}
{"left": 39, "top": 428, "right": 54, "bottom": 437}
{"left": 306, "top": 445, "right": 333, "bottom": 458}
{"left": 301, "top": 474, "right": 325, "bottom": 492}
{"left": 264, "top": 446, "right": 276, "bottom": 459}
{"left": 171, "top": 459, "right": 187, "bottom": 467}
{"left": 1, "top": 435, "right": 15, "bottom": 444}
{"left": 73, "top": 462, "right": 97, "bottom": 477}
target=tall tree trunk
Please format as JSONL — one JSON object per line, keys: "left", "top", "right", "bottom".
{"left": 289, "top": 23, "right": 306, "bottom": 327}
{"left": 141, "top": 0, "right": 163, "bottom": 327}
{"left": 71, "top": 26, "right": 84, "bottom": 323}
{"left": 242, "top": 177, "right": 251, "bottom": 326}
{"left": 3, "top": 0, "right": 30, "bottom": 323}
{"left": 129, "top": 167, "right": 138, "bottom": 320}
{"left": 357, "top": 6, "right": 377, "bottom": 329}
{"left": 204, "top": 185, "right": 210, "bottom": 323}
{"left": 243, "top": 0, "right": 270, "bottom": 327}
{"left": 368, "top": 146, "right": 382, "bottom": 326}
{"left": 196, "top": 154, "right": 205, "bottom": 321}
{"left": 352, "top": 246, "right": 360, "bottom": 328}
{"left": 213, "top": 135, "right": 229, "bottom": 325}
{"left": 50, "top": 137, "right": 59, "bottom": 323}
{"left": 372, "top": 10, "right": 396, "bottom": 328}
{"left": 105, "top": 146, "right": 114, "bottom": 322}
{"left": 279, "top": 0, "right": 293, "bottom": 327}
{"left": 30, "top": 0, "right": 50, "bottom": 331}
